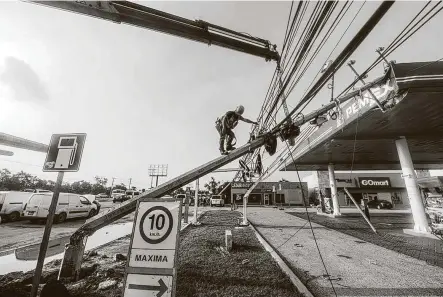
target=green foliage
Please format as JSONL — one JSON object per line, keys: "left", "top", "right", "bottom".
{"left": 204, "top": 177, "right": 221, "bottom": 195}
{"left": 0, "top": 168, "right": 110, "bottom": 195}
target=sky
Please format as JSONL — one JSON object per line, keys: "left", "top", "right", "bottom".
{"left": 0, "top": 1, "right": 442, "bottom": 190}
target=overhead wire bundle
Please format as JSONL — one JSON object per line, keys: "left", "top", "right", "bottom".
{"left": 235, "top": 0, "right": 353, "bottom": 181}
{"left": 335, "top": 0, "right": 443, "bottom": 100}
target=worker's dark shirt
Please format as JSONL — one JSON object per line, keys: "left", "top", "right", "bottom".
{"left": 223, "top": 111, "right": 239, "bottom": 129}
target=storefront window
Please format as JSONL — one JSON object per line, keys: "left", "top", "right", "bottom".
{"left": 276, "top": 194, "right": 285, "bottom": 204}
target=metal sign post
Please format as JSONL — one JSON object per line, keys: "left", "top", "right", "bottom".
{"left": 184, "top": 187, "right": 190, "bottom": 224}
{"left": 123, "top": 198, "right": 182, "bottom": 297}
{"left": 31, "top": 133, "right": 86, "bottom": 297}
{"left": 193, "top": 179, "right": 200, "bottom": 225}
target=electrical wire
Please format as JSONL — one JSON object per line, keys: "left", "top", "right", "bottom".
{"left": 264, "top": 1, "right": 360, "bottom": 132}
{"left": 282, "top": 1, "right": 355, "bottom": 114}
{"left": 281, "top": 1, "right": 395, "bottom": 129}
{"left": 264, "top": 1, "right": 336, "bottom": 127}
{"left": 335, "top": 1, "right": 443, "bottom": 100}
{"left": 283, "top": 139, "right": 338, "bottom": 297}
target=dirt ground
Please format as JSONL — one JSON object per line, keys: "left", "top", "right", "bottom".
{"left": 0, "top": 210, "right": 299, "bottom": 297}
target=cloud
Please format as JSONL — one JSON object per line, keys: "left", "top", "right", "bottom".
{"left": 0, "top": 56, "right": 49, "bottom": 102}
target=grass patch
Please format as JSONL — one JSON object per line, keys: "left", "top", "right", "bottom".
{"left": 176, "top": 210, "right": 300, "bottom": 297}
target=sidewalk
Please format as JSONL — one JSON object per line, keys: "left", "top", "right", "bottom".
{"left": 247, "top": 208, "right": 443, "bottom": 297}
{"left": 288, "top": 208, "right": 443, "bottom": 268}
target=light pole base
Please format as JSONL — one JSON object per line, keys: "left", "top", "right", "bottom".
{"left": 239, "top": 220, "right": 249, "bottom": 227}
{"left": 403, "top": 228, "right": 434, "bottom": 238}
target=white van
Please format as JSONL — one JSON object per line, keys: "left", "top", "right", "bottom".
{"left": 0, "top": 191, "right": 33, "bottom": 222}
{"left": 22, "top": 192, "right": 98, "bottom": 223}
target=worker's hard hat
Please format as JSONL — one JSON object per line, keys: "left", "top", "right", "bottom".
{"left": 235, "top": 105, "right": 245, "bottom": 115}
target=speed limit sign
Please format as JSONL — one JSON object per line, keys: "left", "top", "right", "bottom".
{"left": 139, "top": 206, "right": 174, "bottom": 244}
{"left": 131, "top": 200, "right": 181, "bottom": 250}
{"left": 124, "top": 198, "right": 182, "bottom": 297}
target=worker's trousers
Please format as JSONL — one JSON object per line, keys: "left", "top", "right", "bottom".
{"left": 216, "top": 121, "right": 235, "bottom": 151}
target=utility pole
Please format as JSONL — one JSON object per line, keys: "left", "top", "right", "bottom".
{"left": 193, "top": 179, "right": 201, "bottom": 225}
{"left": 109, "top": 177, "right": 116, "bottom": 197}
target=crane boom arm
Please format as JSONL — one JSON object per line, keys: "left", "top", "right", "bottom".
{"left": 27, "top": 1, "right": 280, "bottom": 61}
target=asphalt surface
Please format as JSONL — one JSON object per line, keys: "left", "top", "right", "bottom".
{"left": 248, "top": 208, "right": 443, "bottom": 297}
{"left": 0, "top": 200, "right": 120, "bottom": 254}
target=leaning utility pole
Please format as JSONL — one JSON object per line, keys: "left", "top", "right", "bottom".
{"left": 109, "top": 177, "right": 116, "bottom": 196}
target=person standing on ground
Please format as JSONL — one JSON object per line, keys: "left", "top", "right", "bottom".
{"left": 215, "top": 105, "right": 258, "bottom": 155}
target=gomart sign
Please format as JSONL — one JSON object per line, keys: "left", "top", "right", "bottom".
{"left": 358, "top": 177, "right": 391, "bottom": 188}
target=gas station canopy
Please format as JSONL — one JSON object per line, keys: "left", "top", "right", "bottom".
{"left": 281, "top": 61, "right": 443, "bottom": 171}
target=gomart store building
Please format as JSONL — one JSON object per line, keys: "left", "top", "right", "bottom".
{"left": 230, "top": 181, "right": 308, "bottom": 206}
{"left": 303, "top": 172, "right": 410, "bottom": 208}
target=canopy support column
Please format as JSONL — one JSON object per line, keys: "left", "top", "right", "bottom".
{"left": 328, "top": 164, "right": 341, "bottom": 216}
{"left": 395, "top": 136, "right": 430, "bottom": 233}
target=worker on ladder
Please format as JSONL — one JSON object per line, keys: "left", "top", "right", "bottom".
{"left": 216, "top": 105, "right": 258, "bottom": 155}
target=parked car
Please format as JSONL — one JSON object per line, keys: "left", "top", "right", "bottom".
{"left": 82, "top": 194, "right": 101, "bottom": 213}
{"left": 210, "top": 195, "right": 225, "bottom": 207}
{"left": 367, "top": 199, "right": 393, "bottom": 209}
{"left": 95, "top": 193, "right": 109, "bottom": 199}
{"left": 0, "top": 191, "right": 33, "bottom": 222}
{"left": 22, "top": 192, "right": 98, "bottom": 223}
{"left": 114, "top": 190, "right": 140, "bottom": 203}
{"left": 111, "top": 189, "right": 126, "bottom": 203}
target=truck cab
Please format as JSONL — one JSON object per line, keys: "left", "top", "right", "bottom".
{"left": 210, "top": 195, "right": 225, "bottom": 207}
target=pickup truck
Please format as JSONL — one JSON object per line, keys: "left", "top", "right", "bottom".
{"left": 210, "top": 195, "right": 225, "bottom": 207}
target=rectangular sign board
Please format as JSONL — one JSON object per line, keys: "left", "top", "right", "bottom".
{"left": 288, "top": 78, "right": 396, "bottom": 163}
{"left": 131, "top": 201, "right": 180, "bottom": 250}
{"left": 358, "top": 177, "right": 392, "bottom": 188}
{"left": 123, "top": 199, "right": 182, "bottom": 297}
{"left": 43, "top": 133, "right": 87, "bottom": 172}
{"left": 129, "top": 249, "right": 176, "bottom": 269}
{"left": 124, "top": 274, "right": 172, "bottom": 297}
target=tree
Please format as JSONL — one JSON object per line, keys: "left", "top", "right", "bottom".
{"left": 114, "top": 183, "right": 127, "bottom": 191}
{"left": 204, "top": 177, "right": 220, "bottom": 195}
{"left": 71, "top": 180, "right": 93, "bottom": 194}
{"left": 94, "top": 176, "right": 108, "bottom": 187}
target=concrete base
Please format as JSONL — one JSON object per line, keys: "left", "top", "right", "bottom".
{"left": 403, "top": 229, "right": 438, "bottom": 239}
{"left": 225, "top": 230, "right": 232, "bottom": 252}
{"left": 59, "top": 241, "right": 86, "bottom": 280}
{"left": 316, "top": 211, "right": 338, "bottom": 218}
{"left": 238, "top": 221, "right": 250, "bottom": 227}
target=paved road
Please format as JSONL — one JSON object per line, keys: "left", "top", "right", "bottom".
{"left": 248, "top": 208, "right": 443, "bottom": 297}
{"left": 0, "top": 200, "right": 124, "bottom": 254}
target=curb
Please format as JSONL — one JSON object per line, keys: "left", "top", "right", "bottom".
{"left": 249, "top": 222, "right": 315, "bottom": 297}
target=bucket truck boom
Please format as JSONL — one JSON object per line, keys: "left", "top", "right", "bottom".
{"left": 27, "top": 1, "right": 280, "bottom": 62}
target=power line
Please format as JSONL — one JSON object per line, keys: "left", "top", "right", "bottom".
{"left": 283, "top": 139, "right": 338, "bottom": 297}
{"left": 271, "top": 1, "right": 395, "bottom": 134}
